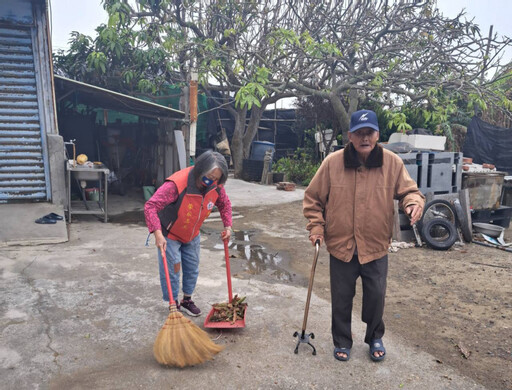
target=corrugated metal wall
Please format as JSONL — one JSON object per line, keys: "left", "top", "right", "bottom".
{"left": 0, "top": 26, "right": 47, "bottom": 201}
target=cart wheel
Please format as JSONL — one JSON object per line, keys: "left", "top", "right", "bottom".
{"left": 293, "top": 331, "right": 298, "bottom": 337}
{"left": 422, "top": 218, "right": 458, "bottom": 250}
{"left": 310, "top": 333, "right": 315, "bottom": 339}
{"left": 453, "top": 198, "right": 472, "bottom": 242}
{"left": 420, "top": 199, "right": 456, "bottom": 233}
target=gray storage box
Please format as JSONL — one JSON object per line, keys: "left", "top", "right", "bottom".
{"left": 400, "top": 151, "right": 462, "bottom": 195}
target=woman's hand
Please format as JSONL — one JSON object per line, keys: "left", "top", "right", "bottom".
{"left": 154, "top": 230, "right": 167, "bottom": 257}
{"left": 221, "top": 226, "right": 232, "bottom": 241}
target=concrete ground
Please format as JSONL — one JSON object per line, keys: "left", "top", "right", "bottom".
{"left": 0, "top": 179, "right": 485, "bottom": 389}
{"left": 0, "top": 203, "right": 67, "bottom": 247}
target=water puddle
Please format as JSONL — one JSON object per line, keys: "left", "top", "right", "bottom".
{"left": 201, "top": 228, "right": 298, "bottom": 284}
{"left": 108, "top": 215, "right": 301, "bottom": 284}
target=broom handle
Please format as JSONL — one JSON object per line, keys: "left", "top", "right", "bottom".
{"left": 224, "top": 239, "right": 233, "bottom": 303}
{"left": 161, "top": 252, "right": 176, "bottom": 305}
{"left": 301, "top": 241, "right": 320, "bottom": 336}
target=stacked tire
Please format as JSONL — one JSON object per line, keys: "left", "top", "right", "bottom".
{"left": 419, "top": 199, "right": 459, "bottom": 250}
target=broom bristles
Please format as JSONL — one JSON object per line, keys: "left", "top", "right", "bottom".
{"left": 154, "top": 305, "right": 224, "bottom": 367}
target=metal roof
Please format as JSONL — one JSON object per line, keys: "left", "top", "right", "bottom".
{"left": 53, "top": 75, "right": 185, "bottom": 120}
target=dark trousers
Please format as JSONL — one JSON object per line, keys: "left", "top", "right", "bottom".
{"left": 330, "top": 253, "right": 388, "bottom": 348}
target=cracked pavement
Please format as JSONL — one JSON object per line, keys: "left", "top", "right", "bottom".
{"left": 0, "top": 179, "right": 487, "bottom": 389}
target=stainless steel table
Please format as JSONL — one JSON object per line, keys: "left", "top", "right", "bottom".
{"left": 66, "top": 163, "right": 110, "bottom": 222}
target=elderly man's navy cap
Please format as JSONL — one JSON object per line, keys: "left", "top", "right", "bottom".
{"left": 349, "top": 109, "right": 380, "bottom": 133}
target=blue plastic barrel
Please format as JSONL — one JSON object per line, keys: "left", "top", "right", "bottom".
{"left": 250, "top": 141, "right": 275, "bottom": 161}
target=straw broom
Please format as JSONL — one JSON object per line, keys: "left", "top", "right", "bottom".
{"left": 154, "top": 252, "right": 224, "bottom": 367}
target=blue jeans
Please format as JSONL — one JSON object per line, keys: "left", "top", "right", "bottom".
{"left": 158, "top": 234, "right": 201, "bottom": 303}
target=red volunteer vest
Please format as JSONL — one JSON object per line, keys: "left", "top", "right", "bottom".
{"left": 164, "top": 167, "right": 220, "bottom": 243}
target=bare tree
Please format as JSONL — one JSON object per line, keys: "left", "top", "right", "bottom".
{"left": 266, "top": 0, "right": 512, "bottom": 143}
{"left": 56, "top": 0, "right": 512, "bottom": 169}
{"left": 169, "top": 0, "right": 299, "bottom": 177}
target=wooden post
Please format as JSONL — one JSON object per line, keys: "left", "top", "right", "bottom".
{"left": 189, "top": 69, "right": 198, "bottom": 158}
{"left": 180, "top": 83, "right": 190, "bottom": 166}
{"left": 260, "top": 150, "right": 272, "bottom": 185}
{"left": 274, "top": 103, "right": 277, "bottom": 145}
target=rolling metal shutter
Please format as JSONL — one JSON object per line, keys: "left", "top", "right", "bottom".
{"left": 0, "top": 26, "right": 48, "bottom": 202}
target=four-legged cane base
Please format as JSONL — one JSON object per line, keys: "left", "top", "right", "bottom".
{"left": 293, "top": 331, "right": 316, "bottom": 355}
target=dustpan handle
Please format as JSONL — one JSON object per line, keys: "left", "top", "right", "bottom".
{"left": 161, "top": 252, "right": 176, "bottom": 305}
{"left": 224, "top": 239, "right": 233, "bottom": 303}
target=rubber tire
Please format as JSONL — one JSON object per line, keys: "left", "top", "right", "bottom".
{"left": 421, "top": 218, "right": 458, "bottom": 250}
{"left": 453, "top": 198, "right": 472, "bottom": 242}
{"left": 419, "top": 199, "right": 456, "bottom": 231}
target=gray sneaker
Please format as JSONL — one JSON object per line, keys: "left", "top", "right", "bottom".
{"left": 180, "top": 298, "right": 201, "bottom": 316}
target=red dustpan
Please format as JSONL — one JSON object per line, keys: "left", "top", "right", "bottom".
{"left": 204, "top": 239, "right": 247, "bottom": 328}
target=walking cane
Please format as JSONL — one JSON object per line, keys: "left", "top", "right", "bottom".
{"left": 293, "top": 240, "right": 320, "bottom": 355}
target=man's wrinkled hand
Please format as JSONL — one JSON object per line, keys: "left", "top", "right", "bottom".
{"left": 405, "top": 204, "right": 423, "bottom": 225}
{"left": 309, "top": 234, "right": 324, "bottom": 246}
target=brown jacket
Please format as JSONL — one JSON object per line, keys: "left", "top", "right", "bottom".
{"left": 303, "top": 143, "right": 425, "bottom": 264}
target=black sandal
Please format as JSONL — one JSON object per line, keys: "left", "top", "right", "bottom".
{"left": 333, "top": 347, "right": 351, "bottom": 361}
{"left": 35, "top": 216, "right": 56, "bottom": 224}
{"left": 369, "top": 339, "right": 386, "bottom": 362}
{"left": 44, "top": 213, "right": 63, "bottom": 221}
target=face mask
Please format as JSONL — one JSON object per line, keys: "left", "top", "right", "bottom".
{"left": 201, "top": 176, "right": 214, "bottom": 186}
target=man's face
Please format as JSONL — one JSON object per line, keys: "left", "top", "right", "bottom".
{"left": 348, "top": 127, "right": 379, "bottom": 159}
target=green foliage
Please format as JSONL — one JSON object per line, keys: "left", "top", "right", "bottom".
{"left": 466, "top": 93, "right": 488, "bottom": 112}
{"left": 274, "top": 150, "right": 320, "bottom": 186}
{"left": 386, "top": 112, "right": 412, "bottom": 133}
{"left": 234, "top": 81, "right": 268, "bottom": 110}
{"left": 254, "top": 67, "right": 270, "bottom": 84}
{"left": 54, "top": 1, "right": 185, "bottom": 95}
{"left": 370, "top": 71, "right": 386, "bottom": 88}
{"left": 137, "top": 79, "right": 156, "bottom": 94}
{"left": 87, "top": 51, "right": 107, "bottom": 73}
{"left": 54, "top": 0, "right": 512, "bottom": 150}
{"left": 501, "top": 96, "right": 512, "bottom": 111}
{"left": 270, "top": 28, "right": 300, "bottom": 50}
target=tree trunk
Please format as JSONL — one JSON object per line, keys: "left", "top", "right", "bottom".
{"left": 230, "top": 106, "right": 248, "bottom": 179}
{"left": 242, "top": 104, "right": 266, "bottom": 158}
{"left": 228, "top": 94, "right": 292, "bottom": 179}
{"left": 329, "top": 93, "right": 352, "bottom": 145}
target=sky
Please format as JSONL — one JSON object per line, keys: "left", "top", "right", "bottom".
{"left": 50, "top": 0, "right": 512, "bottom": 51}
{"left": 49, "top": 0, "right": 512, "bottom": 107}
{"left": 50, "top": 0, "right": 107, "bottom": 52}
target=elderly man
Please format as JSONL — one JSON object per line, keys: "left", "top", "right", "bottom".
{"left": 303, "top": 109, "right": 424, "bottom": 362}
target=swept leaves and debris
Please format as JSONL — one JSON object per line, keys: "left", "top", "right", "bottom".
{"left": 209, "top": 295, "right": 247, "bottom": 324}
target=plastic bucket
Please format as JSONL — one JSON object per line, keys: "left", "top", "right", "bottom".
{"left": 143, "top": 186, "right": 156, "bottom": 201}
{"left": 250, "top": 141, "right": 275, "bottom": 161}
{"left": 85, "top": 187, "right": 100, "bottom": 201}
